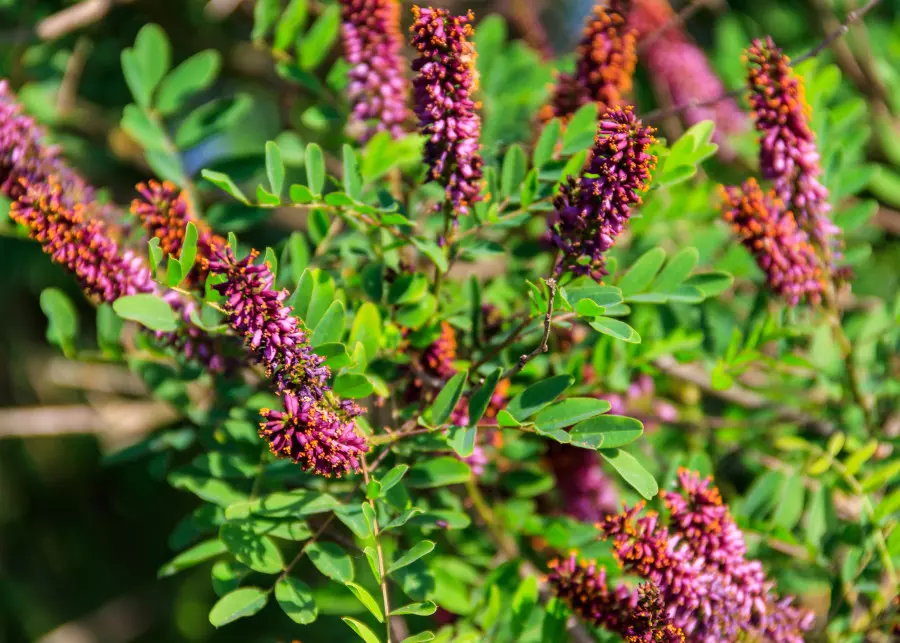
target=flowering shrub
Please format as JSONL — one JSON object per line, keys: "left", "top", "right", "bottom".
{"left": 2, "top": 1, "right": 900, "bottom": 642}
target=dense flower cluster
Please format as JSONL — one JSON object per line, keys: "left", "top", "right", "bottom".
{"left": 0, "top": 81, "right": 92, "bottom": 203}
{"left": 550, "top": 107, "right": 656, "bottom": 280}
{"left": 132, "top": 180, "right": 225, "bottom": 285}
{"left": 597, "top": 469, "right": 814, "bottom": 642}
{"left": 340, "top": 0, "right": 409, "bottom": 141}
{"left": 547, "top": 555, "right": 685, "bottom": 642}
{"left": 746, "top": 37, "right": 837, "bottom": 250}
{"left": 410, "top": 6, "right": 483, "bottom": 217}
{"left": 11, "top": 178, "right": 228, "bottom": 372}
{"left": 722, "top": 179, "right": 824, "bottom": 305}
{"left": 421, "top": 320, "right": 458, "bottom": 381}
{"left": 259, "top": 392, "right": 367, "bottom": 477}
{"left": 207, "top": 247, "right": 329, "bottom": 396}
{"left": 542, "top": 1, "right": 636, "bottom": 122}
{"left": 628, "top": 0, "right": 746, "bottom": 146}
{"left": 207, "top": 246, "right": 367, "bottom": 476}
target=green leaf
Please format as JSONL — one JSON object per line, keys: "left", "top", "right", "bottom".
{"left": 290, "top": 183, "right": 315, "bottom": 204}
{"left": 569, "top": 415, "right": 644, "bottom": 449}
{"left": 299, "top": 5, "right": 340, "bottom": 70}
{"left": 306, "top": 143, "right": 325, "bottom": 194}
{"left": 408, "top": 457, "right": 471, "bottom": 488}
{"left": 770, "top": 473, "right": 805, "bottom": 530}
{"left": 311, "top": 300, "right": 345, "bottom": 346}
{"left": 601, "top": 449, "right": 658, "bottom": 499}
{"left": 431, "top": 371, "right": 468, "bottom": 426}
{"left": 121, "top": 49, "right": 150, "bottom": 108}
{"left": 388, "top": 540, "right": 435, "bottom": 575}
{"left": 349, "top": 302, "right": 381, "bottom": 361}
{"left": 333, "top": 373, "right": 373, "bottom": 399}
{"left": 392, "top": 601, "right": 438, "bottom": 616}
{"left": 618, "top": 247, "right": 666, "bottom": 296}
{"left": 506, "top": 375, "right": 573, "bottom": 421}
{"left": 342, "top": 617, "right": 381, "bottom": 643}
{"left": 41, "top": 287, "right": 78, "bottom": 353}
{"left": 541, "top": 597, "right": 568, "bottom": 643}
{"left": 158, "top": 539, "right": 226, "bottom": 578}
{"left": 343, "top": 144, "right": 363, "bottom": 199}
{"left": 589, "top": 317, "right": 641, "bottom": 343}
{"left": 209, "top": 587, "right": 269, "bottom": 627}
{"left": 274, "top": 0, "right": 309, "bottom": 51}
{"left": 468, "top": 367, "right": 501, "bottom": 427}
{"left": 684, "top": 272, "right": 733, "bottom": 298}
{"left": 176, "top": 95, "right": 253, "bottom": 148}
{"left": 875, "top": 488, "right": 900, "bottom": 523}
{"left": 653, "top": 247, "right": 699, "bottom": 293}
{"left": 402, "top": 634, "right": 435, "bottom": 643}
{"left": 308, "top": 542, "right": 354, "bottom": 582}
{"left": 275, "top": 576, "right": 318, "bottom": 624}
{"left": 96, "top": 303, "right": 123, "bottom": 352}
{"left": 379, "top": 465, "right": 409, "bottom": 494}
{"left": 134, "top": 24, "right": 170, "bottom": 96}
{"left": 201, "top": 169, "right": 249, "bottom": 204}
{"left": 448, "top": 426, "right": 476, "bottom": 458}
{"left": 510, "top": 575, "right": 538, "bottom": 639}
{"left": 500, "top": 144, "right": 527, "bottom": 198}
{"left": 113, "top": 294, "right": 177, "bottom": 332}
{"left": 533, "top": 118, "right": 561, "bottom": 168}
{"left": 252, "top": 0, "right": 280, "bottom": 40}
{"left": 561, "top": 280, "right": 623, "bottom": 310}
{"left": 156, "top": 50, "right": 221, "bottom": 115}
{"left": 561, "top": 103, "right": 597, "bottom": 155}
{"left": 265, "top": 141, "right": 285, "bottom": 196}
{"left": 180, "top": 221, "right": 198, "bottom": 279}
{"left": 346, "top": 582, "right": 384, "bottom": 622}
{"left": 220, "top": 524, "right": 284, "bottom": 574}
{"left": 534, "top": 398, "right": 612, "bottom": 432}
{"left": 411, "top": 238, "right": 449, "bottom": 273}
{"left": 121, "top": 104, "right": 166, "bottom": 150}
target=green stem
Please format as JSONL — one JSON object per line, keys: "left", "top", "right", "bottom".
{"left": 362, "top": 458, "right": 395, "bottom": 643}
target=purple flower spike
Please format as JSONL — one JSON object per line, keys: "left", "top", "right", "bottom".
{"left": 0, "top": 81, "right": 92, "bottom": 203}
{"left": 132, "top": 179, "right": 225, "bottom": 286}
{"left": 542, "top": 1, "right": 637, "bottom": 122}
{"left": 747, "top": 37, "right": 838, "bottom": 251}
{"left": 722, "top": 179, "right": 824, "bottom": 306}
{"left": 207, "top": 246, "right": 329, "bottom": 396}
{"left": 549, "top": 107, "right": 657, "bottom": 280}
{"left": 547, "top": 554, "right": 685, "bottom": 642}
{"left": 629, "top": 0, "right": 746, "bottom": 148}
{"left": 548, "top": 444, "right": 618, "bottom": 522}
{"left": 11, "top": 177, "right": 229, "bottom": 373}
{"left": 260, "top": 393, "right": 367, "bottom": 477}
{"left": 341, "top": 0, "right": 410, "bottom": 141}
{"left": 595, "top": 469, "right": 815, "bottom": 642}
{"left": 411, "top": 6, "right": 484, "bottom": 218}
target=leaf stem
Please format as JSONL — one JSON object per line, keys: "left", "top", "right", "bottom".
{"left": 362, "top": 458, "right": 394, "bottom": 643}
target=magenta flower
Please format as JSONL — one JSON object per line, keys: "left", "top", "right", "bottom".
{"left": 598, "top": 469, "right": 814, "bottom": 642}
{"left": 547, "top": 444, "right": 618, "bottom": 522}
{"left": 11, "top": 177, "right": 228, "bottom": 372}
{"left": 0, "top": 81, "right": 92, "bottom": 203}
{"left": 629, "top": 0, "right": 746, "bottom": 147}
{"left": 260, "top": 392, "right": 367, "bottom": 477}
{"left": 410, "top": 6, "right": 483, "bottom": 217}
{"left": 547, "top": 555, "right": 685, "bottom": 642}
{"left": 550, "top": 107, "right": 657, "bottom": 280}
{"left": 747, "top": 37, "right": 838, "bottom": 250}
{"left": 340, "top": 0, "right": 410, "bottom": 141}
{"left": 206, "top": 246, "right": 329, "bottom": 396}
{"left": 542, "top": 1, "right": 637, "bottom": 121}
{"left": 132, "top": 180, "right": 224, "bottom": 286}
{"left": 722, "top": 179, "right": 824, "bottom": 305}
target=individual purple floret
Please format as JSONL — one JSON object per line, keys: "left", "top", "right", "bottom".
{"left": 0, "top": 80, "right": 92, "bottom": 203}
{"left": 596, "top": 469, "right": 815, "bottom": 642}
{"left": 722, "top": 179, "right": 824, "bottom": 305}
{"left": 747, "top": 37, "right": 838, "bottom": 252}
{"left": 340, "top": 0, "right": 410, "bottom": 141}
{"left": 260, "top": 392, "right": 367, "bottom": 477}
{"left": 410, "top": 6, "right": 483, "bottom": 218}
{"left": 549, "top": 107, "right": 657, "bottom": 280}
{"left": 206, "top": 246, "right": 329, "bottom": 396}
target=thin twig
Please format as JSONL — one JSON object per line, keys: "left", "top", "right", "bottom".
{"left": 644, "top": 0, "right": 883, "bottom": 124}
{"left": 500, "top": 279, "right": 557, "bottom": 381}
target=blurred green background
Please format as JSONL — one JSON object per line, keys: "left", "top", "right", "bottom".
{"left": 0, "top": 0, "right": 897, "bottom": 641}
